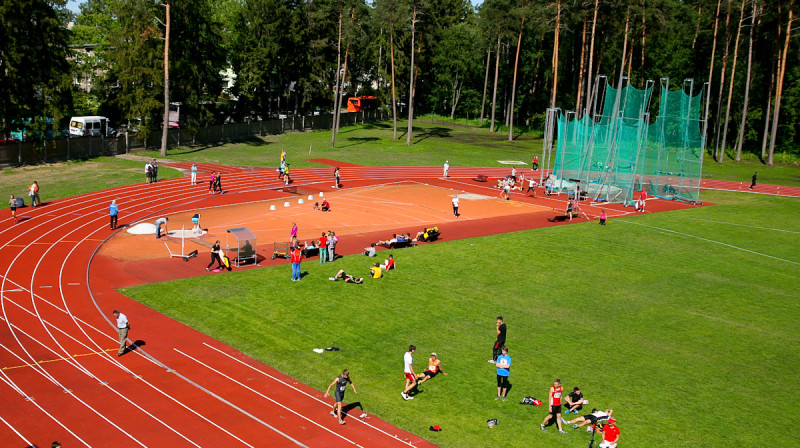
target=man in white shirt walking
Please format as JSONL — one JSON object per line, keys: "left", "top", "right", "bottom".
{"left": 401, "top": 345, "right": 416, "bottom": 400}
{"left": 443, "top": 160, "right": 449, "bottom": 178}
{"left": 113, "top": 310, "right": 130, "bottom": 356}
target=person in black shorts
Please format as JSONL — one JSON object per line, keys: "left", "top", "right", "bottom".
{"left": 491, "top": 316, "right": 507, "bottom": 362}
{"left": 562, "top": 408, "right": 614, "bottom": 430}
{"left": 325, "top": 369, "right": 357, "bottom": 425}
{"left": 206, "top": 240, "right": 225, "bottom": 271}
{"left": 564, "top": 386, "right": 584, "bottom": 414}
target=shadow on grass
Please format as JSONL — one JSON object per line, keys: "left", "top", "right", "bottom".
{"left": 338, "top": 137, "right": 380, "bottom": 148}
{"left": 413, "top": 127, "right": 452, "bottom": 144}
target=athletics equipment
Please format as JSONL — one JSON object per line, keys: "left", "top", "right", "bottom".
{"left": 163, "top": 226, "right": 198, "bottom": 261}
{"left": 543, "top": 77, "right": 707, "bottom": 205}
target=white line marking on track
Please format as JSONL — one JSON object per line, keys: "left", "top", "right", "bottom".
{"left": 0, "top": 414, "right": 33, "bottom": 446}
{"left": 203, "top": 343, "right": 421, "bottom": 447}
{"left": 176, "top": 348, "right": 334, "bottom": 447}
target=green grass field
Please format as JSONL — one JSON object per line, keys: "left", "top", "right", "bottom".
{"left": 122, "top": 190, "right": 800, "bottom": 448}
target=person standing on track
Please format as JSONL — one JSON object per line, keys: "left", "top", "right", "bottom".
{"left": 112, "top": 310, "right": 130, "bottom": 356}
{"left": 209, "top": 171, "right": 216, "bottom": 193}
{"left": 214, "top": 171, "right": 223, "bottom": 194}
{"left": 533, "top": 154, "right": 539, "bottom": 170}
{"left": 109, "top": 199, "right": 119, "bottom": 230}
{"left": 401, "top": 345, "right": 417, "bottom": 400}
{"left": 541, "top": 378, "right": 568, "bottom": 433}
{"left": 452, "top": 196, "right": 459, "bottom": 217}
{"left": 491, "top": 316, "right": 507, "bottom": 362}
{"left": 290, "top": 244, "right": 303, "bottom": 281}
{"left": 334, "top": 167, "right": 341, "bottom": 188}
{"left": 325, "top": 369, "right": 357, "bottom": 425}
{"left": 750, "top": 171, "right": 758, "bottom": 190}
{"left": 443, "top": 160, "right": 449, "bottom": 178}
{"left": 526, "top": 177, "right": 538, "bottom": 197}
{"left": 191, "top": 163, "right": 197, "bottom": 184}
{"left": 9, "top": 194, "right": 18, "bottom": 223}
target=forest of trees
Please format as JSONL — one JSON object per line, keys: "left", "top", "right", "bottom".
{"left": 1, "top": 0, "right": 799, "bottom": 163}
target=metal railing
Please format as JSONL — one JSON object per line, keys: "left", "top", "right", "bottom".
{"left": 1, "top": 110, "right": 389, "bottom": 166}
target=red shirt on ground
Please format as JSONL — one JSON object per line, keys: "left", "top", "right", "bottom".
{"left": 602, "top": 424, "right": 620, "bottom": 442}
{"left": 290, "top": 248, "right": 302, "bottom": 263}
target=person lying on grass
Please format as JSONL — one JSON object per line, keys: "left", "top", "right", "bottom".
{"left": 561, "top": 408, "right": 614, "bottom": 430}
{"left": 330, "top": 270, "right": 363, "bottom": 284}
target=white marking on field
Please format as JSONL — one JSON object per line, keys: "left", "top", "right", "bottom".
{"left": 619, "top": 220, "right": 800, "bottom": 265}
{"left": 497, "top": 160, "right": 527, "bottom": 165}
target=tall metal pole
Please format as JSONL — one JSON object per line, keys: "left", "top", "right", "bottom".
{"left": 160, "top": 1, "right": 171, "bottom": 157}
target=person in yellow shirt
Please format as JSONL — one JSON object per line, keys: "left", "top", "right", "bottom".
{"left": 369, "top": 263, "right": 383, "bottom": 279}
{"left": 417, "top": 353, "right": 447, "bottom": 385}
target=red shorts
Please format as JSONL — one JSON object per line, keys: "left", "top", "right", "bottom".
{"left": 405, "top": 372, "right": 415, "bottom": 382}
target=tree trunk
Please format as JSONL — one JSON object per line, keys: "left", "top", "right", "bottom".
{"left": 337, "top": 43, "right": 350, "bottom": 134}
{"left": 693, "top": 4, "right": 702, "bottom": 49}
{"left": 480, "top": 48, "right": 491, "bottom": 123}
{"left": 704, "top": 0, "right": 723, "bottom": 142}
{"left": 160, "top": 1, "right": 170, "bottom": 157}
{"left": 490, "top": 33, "right": 501, "bottom": 132}
{"left": 576, "top": 16, "right": 587, "bottom": 116}
{"left": 550, "top": 0, "right": 561, "bottom": 109}
{"left": 508, "top": 18, "right": 524, "bottom": 142}
{"left": 406, "top": 7, "right": 417, "bottom": 145}
{"left": 450, "top": 74, "right": 461, "bottom": 119}
{"left": 768, "top": 8, "right": 793, "bottom": 166}
{"left": 640, "top": 0, "right": 646, "bottom": 82}
{"left": 761, "top": 45, "right": 776, "bottom": 160}
{"left": 735, "top": 0, "right": 757, "bottom": 161}
{"left": 585, "top": 0, "right": 600, "bottom": 117}
{"left": 721, "top": 0, "right": 745, "bottom": 161}
{"left": 331, "top": 10, "right": 342, "bottom": 148}
{"left": 714, "top": 0, "right": 732, "bottom": 163}
{"left": 390, "top": 26, "right": 398, "bottom": 141}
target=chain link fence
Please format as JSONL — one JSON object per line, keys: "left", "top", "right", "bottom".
{"left": 1, "top": 110, "right": 389, "bottom": 166}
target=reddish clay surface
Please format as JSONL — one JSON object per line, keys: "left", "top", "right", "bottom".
{"left": 0, "top": 160, "right": 794, "bottom": 448}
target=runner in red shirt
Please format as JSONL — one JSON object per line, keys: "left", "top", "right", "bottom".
{"left": 290, "top": 245, "right": 303, "bottom": 281}
{"left": 599, "top": 418, "right": 620, "bottom": 448}
{"left": 541, "top": 378, "right": 567, "bottom": 433}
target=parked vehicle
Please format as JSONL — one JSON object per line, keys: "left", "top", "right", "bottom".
{"left": 69, "top": 116, "right": 114, "bottom": 137}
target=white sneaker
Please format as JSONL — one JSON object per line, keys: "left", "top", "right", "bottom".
{"left": 401, "top": 392, "right": 409, "bottom": 401}
{"left": 488, "top": 359, "right": 496, "bottom": 363}
{"left": 331, "top": 410, "right": 336, "bottom": 417}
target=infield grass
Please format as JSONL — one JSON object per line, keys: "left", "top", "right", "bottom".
{"left": 121, "top": 190, "right": 800, "bottom": 448}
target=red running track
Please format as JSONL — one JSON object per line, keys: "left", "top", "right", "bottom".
{"left": 0, "top": 162, "right": 794, "bottom": 448}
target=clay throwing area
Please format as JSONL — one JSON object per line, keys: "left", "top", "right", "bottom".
{"left": 0, "top": 161, "right": 758, "bottom": 448}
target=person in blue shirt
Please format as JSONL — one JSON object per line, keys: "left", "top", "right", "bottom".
{"left": 109, "top": 200, "right": 119, "bottom": 230}
{"left": 495, "top": 346, "right": 511, "bottom": 401}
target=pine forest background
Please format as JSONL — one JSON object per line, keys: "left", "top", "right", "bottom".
{"left": 2, "top": 0, "right": 799, "bottom": 164}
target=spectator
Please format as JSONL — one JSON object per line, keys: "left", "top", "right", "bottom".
{"left": 417, "top": 352, "right": 447, "bottom": 385}
{"left": 369, "top": 263, "right": 383, "bottom": 279}
{"left": 109, "top": 200, "right": 119, "bottom": 230}
{"left": 28, "top": 181, "right": 41, "bottom": 207}
{"left": 563, "top": 386, "right": 584, "bottom": 414}
{"left": 321, "top": 199, "right": 330, "bottom": 211}
{"left": 330, "top": 269, "right": 363, "bottom": 284}
{"left": 494, "top": 346, "right": 511, "bottom": 400}
{"left": 9, "top": 194, "right": 18, "bottom": 223}
{"left": 599, "top": 418, "right": 620, "bottom": 448}
{"left": 290, "top": 244, "right": 303, "bottom": 281}
{"left": 380, "top": 254, "right": 395, "bottom": 270}
{"left": 364, "top": 243, "right": 377, "bottom": 257}
{"left": 319, "top": 232, "right": 328, "bottom": 263}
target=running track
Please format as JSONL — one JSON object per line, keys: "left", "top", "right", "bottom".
{"left": 0, "top": 162, "right": 795, "bottom": 447}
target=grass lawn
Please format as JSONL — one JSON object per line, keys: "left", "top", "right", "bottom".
{"left": 133, "top": 120, "right": 542, "bottom": 169}
{"left": 0, "top": 157, "right": 182, "bottom": 203}
{"left": 121, "top": 190, "right": 800, "bottom": 447}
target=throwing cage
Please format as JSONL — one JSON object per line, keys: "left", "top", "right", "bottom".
{"left": 226, "top": 227, "right": 257, "bottom": 267}
{"left": 543, "top": 77, "right": 707, "bottom": 205}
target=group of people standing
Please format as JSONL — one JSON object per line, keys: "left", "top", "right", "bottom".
{"left": 144, "top": 160, "right": 159, "bottom": 183}
{"left": 209, "top": 171, "right": 224, "bottom": 194}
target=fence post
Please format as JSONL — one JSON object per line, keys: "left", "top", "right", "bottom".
{"left": 101, "top": 133, "right": 105, "bottom": 155}
{"left": 125, "top": 132, "right": 129, "bottom": 153}
{"left": 88, "top": 135, "right": 92, "bottom": 157}
{"left": 67, "top": 135, "right": 71, "bottom": 160}
{"left": 17, "top": 140, "right": 21, "bottom": 164}
{"left": 43, "top": 139, "right": 47, "bottom": 163}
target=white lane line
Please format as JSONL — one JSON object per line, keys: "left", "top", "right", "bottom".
{"left": 683, "top": 217, "right": 800, "bottom": 234}
{"left": 175, "top": 349, "right": 327, "bottom": 448}
{"left": 618, "top": 220, "right": 800, "bottom": 265}
{"left": 0, "top": 343, "right": 147, "bottom": 447}
{"left": 0, "top": 414, "right": 34, "bottom": 447}
{"left": 204, "top": 343, "right": 420, "bottom": 448}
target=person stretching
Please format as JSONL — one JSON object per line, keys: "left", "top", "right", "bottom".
{"left": 325, "top": 369, "right": 357, "bottom": 425}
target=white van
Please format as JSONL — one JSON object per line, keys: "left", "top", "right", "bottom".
{"left": 69, "top": 116, "right": 113, "bottom": 137}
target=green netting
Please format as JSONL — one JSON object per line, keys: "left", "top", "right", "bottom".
{"left": 551, "top": 82, "right": 705, "bottom": 204}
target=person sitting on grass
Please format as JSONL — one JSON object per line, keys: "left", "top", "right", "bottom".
{"left": 369, "top": 263, "right": 383, "bottom": 279}
{"left": 563, "top": 386, "right": 585, "bottom": 414}
{"left": 364, "top": 243, "right": 377, "bottom": 257}
{"left": 380, "top": 254, "right": 395, "bottom": 270}
{"left": 330, "top": 270, "right": 363, "bottom": 284}
{"left": 416, "top": 352, "right": 447, "bottom": 385}
{"left": 321, "top": 199, "right": 330, "bottom": 211}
